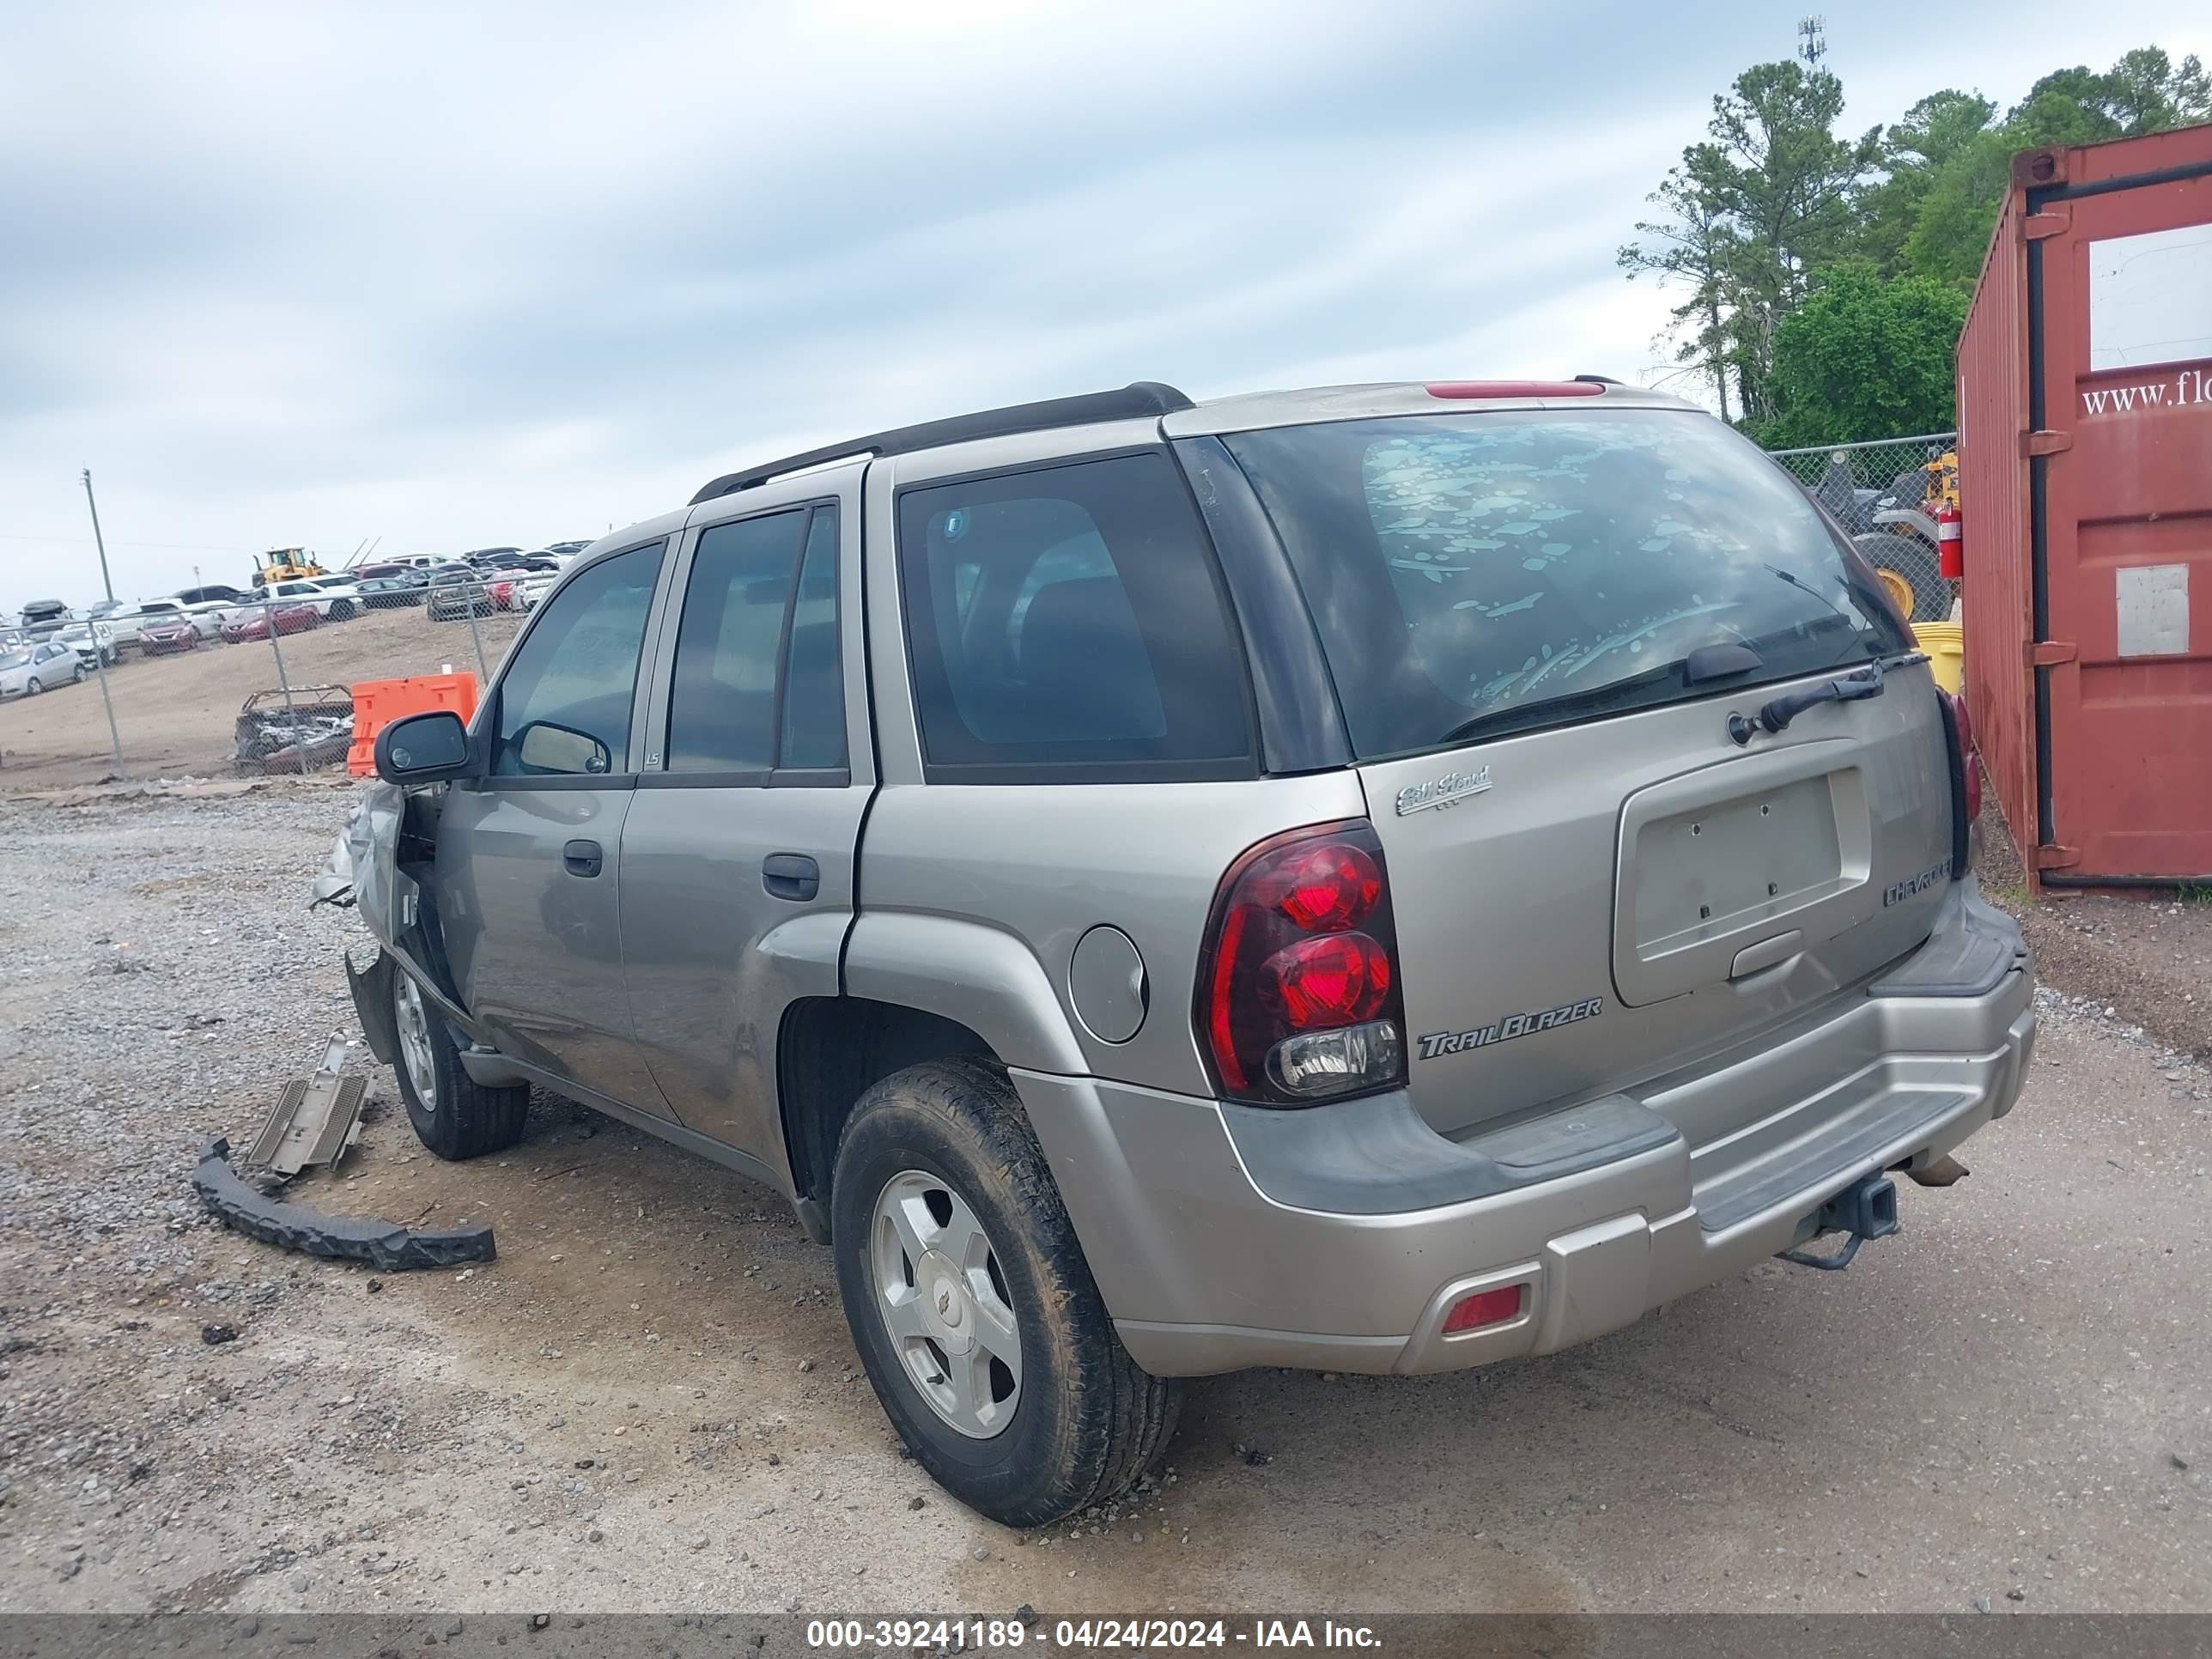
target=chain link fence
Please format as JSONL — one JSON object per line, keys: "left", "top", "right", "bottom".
{"left": 1767, "top": 432, "right": 1959, "bottom": 624}
{"left": 2, "top": 575, "right": 530, "bottom": 790}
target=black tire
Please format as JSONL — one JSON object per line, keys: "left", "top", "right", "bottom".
{"left": 831, "top": 1057, "right": 1179, "bottom": 1527}
{"left": 388, "top": 969, "right": 529, "bottom": 1160}
{"left": 71, "top": 665, "right": 86, "bottom": 685}
{"left": 25, "top": 678, "right": 40, "bottom": 696}
{"left": 329, "top": 599, "right": 356, "bottom": 621}
{"left": 1856, "top": 532, "right": 1951, "bottom": 623}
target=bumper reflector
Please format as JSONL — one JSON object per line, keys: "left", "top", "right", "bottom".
{"left": 1441, "top": 1284, "right": 1524, "bottom": 1335}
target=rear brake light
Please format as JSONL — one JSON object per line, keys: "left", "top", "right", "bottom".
{"left": 1951, "top": 690, "right": 1982, "bottom": 826}
{"left": 1197, "top": 820, "right": 1408, "bottom": 1106}
{"left": 1425, "top": 380, "right": 1603, "bottom": 400}
{"left": 1442, "top": 1285, "right": 1524, "bottom": 1334}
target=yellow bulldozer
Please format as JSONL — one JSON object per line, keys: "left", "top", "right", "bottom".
{"left": 254, "top": 548, "right": 329, "bottom": 586}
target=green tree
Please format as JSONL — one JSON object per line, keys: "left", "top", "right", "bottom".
{"left": 1755, "top": 264, "right": 1969, "bottom": 448}
{"left": 1857, "top": 90, "right": 1996, "bottom": 274}
{"left": 1702, "top": 53, "right": 1884, "bottom": 424}
{"left": 1902, "top": 46, "right": 2211, "bottom": 287}
{"left": 1619, "top": 26, "right": 1880, "bottom": 426}
{"left": 1619, "top": 149, "right": 1744, "bottom": 421}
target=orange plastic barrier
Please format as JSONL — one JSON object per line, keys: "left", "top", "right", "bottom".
{"left": 346, "top": 672, "right": 480, "bottom": 777}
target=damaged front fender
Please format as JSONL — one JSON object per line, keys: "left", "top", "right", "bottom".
{"left": 347, "top": 948, "right": 402, "bottom": 1068}
{"left": 308, "top": 781, "right": 410, "bottom": 946}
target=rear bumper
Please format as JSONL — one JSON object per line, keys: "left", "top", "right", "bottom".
{"left": 1018, "top": 883, "right": 2033, "bottom": 1377}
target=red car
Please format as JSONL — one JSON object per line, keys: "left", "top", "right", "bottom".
{"left": 137, "top": 618, "right": 202, "bottom": 654}
{"left": 222, "top": 604, "right": 321, "bottom": 643}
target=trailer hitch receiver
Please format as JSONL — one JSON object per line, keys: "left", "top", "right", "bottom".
{"left": 1778, "top": 1176, "right": 1899, "bottom": 1272}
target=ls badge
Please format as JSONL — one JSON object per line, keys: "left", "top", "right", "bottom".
{"left": 1396, "top": 764, "right": 1492, "bottom": 817}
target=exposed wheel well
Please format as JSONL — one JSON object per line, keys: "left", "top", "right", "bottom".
{"left": 778, "top": 997, "right": 1000, "bottom": 1241}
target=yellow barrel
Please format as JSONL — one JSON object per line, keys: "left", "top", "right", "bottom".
{"left": 1914, "top": 621, "right": 1964, "bottom": 696}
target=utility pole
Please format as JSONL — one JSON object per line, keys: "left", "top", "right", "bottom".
{"left": 81, "top": 468, "right": 116, "bottom": 603}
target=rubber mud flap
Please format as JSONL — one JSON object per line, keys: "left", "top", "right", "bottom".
{"left": 191, "top": 1138, "right": 495, "bottom": 1270}
{"left": 347, "top": 949, "right": 401, "bottom": 1066}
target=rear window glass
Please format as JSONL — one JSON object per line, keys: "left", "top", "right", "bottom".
{"left": 896, "top": 453, "right": 1253, "bottom": 779}
{"left": 1222, "top": 410, "right": 1909, "bottom": 759}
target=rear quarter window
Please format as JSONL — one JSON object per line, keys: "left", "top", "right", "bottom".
{"left": 895, "top": 452, "right": 1255, "bottom": 781}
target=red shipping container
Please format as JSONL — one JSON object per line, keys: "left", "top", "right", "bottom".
{"left": 1957, "top": 125, "right": 2212, "bottom": 891}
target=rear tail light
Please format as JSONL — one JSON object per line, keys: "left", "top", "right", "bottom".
{"left": 1937, "top": 688, "right": 1980, "bottom": 878}
{"left": 1951, "top": 690, "right": 1982, "bottom": 826}
{"left": 1196, "top": 821, "right": 1408, "bottom": 1106}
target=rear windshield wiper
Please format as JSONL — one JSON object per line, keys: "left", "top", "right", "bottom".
{"left": 1728, "top": 656, "right": 1887, "bottom": 744}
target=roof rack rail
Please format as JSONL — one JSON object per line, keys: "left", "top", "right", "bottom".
{"left": 690, "top": 380, "right": 1194, "bottom": 505}
{"left": 1572, "top": 374, "right": 1624, "bottom": 386}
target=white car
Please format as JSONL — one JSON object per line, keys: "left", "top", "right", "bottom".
{"left": 56, "top": 620, "right": 119, "bottom": 669}
{"left": 0, "top": 640, "right": 85, "bottom": 697}
{"left": 512, "top": 570, "right": 559, "bottom": 611}
{"left": 109, "top": 599, "right": 228, "bottom": 645}
{"left": 259, "top": 578, "right": 363, "bottom": 620}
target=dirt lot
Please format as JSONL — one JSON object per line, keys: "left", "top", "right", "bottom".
{"left": 0, "top": 607, "right": 523, "bottom": 791}
{"left": 1, "top": 782, "right": 2208, "bottom": 1619}
{"left": 1979, "top": 798, "right": 2212, "bottom": 1064}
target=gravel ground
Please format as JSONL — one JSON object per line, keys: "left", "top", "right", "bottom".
{"left": 1978, "top": 798, "right": 2212, "bottom": 1063}
{"left": 2, "top": 782, "right": 2209, "bottom": 1617}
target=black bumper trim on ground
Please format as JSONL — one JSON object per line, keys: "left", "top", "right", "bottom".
{"left": 191, "top": 1137, "right": 495, "bottom": 1270}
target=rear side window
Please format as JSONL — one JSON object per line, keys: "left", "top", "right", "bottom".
{"left": 779, "top": 510, "right": 847, "bottom": 770}
{"left": 665, "top": 511, "right": 806, "bottom": 772}
{"left": 663, "top": 504, "right": 846, "bottom": 775}
{"left": 1222, "top": 410, "right": 1910, "bottom": 759}
{"left": 896, "top": 453, "right": 1252, "bottom": 780}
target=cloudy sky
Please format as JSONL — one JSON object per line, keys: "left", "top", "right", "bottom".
{"left": 4, "top": 1, "right": 2205, "bottom": 606}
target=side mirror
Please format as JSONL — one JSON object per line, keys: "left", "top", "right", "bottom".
{"left": 374, "top": 710, "right": 473, "bottom": 784}
{"left": 514, "top": 720, "right": 611, "bottom": 776}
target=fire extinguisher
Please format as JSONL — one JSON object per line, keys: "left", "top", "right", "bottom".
{"left": 1936, "top": 501, "right": 1964, "bottom": 580}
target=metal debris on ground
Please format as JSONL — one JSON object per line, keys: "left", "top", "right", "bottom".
{"left": 191, "top": 1137, "right": 496, "bottom": 1270}
{"left": 244, "top": 1036, "right": 368, "bottom": 1175}
{"left": 234, "top": 686, "right": 356, "bottom": 775}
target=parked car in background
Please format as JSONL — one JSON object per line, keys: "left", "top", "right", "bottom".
{"left": 425, "top": 568, "right": 495, "bottom": 622}
{"left": 173, "top": 584, "right": 251, "bottom": 608}
{"left": 56, "top": 620, "right": 119, "bottom": 669}
{"left": 0, "top": 639, "right": 84, "bottom": 696}
{"left": 137, "top": 617, "right": 204, "bottom": 654}
{"left": 221, "top": 603, "right": 320, "bottom": 642}
{"left": 358, "top": 573, "right": 430, "bottom": 608}
{"left": 509, "top": 570, "right": 558, "bottom": 611}
{"left": 544, "top": 540, "right": 595, "bottom": 557}
{"left": 84, "top": 599, "right": 125, "bottom": 622}
{"left": 18, "top": 599, "right": 71, "bottom": 638}
{"left": 261, "top": 577, "right": 362, "bottom": 621}
{"left": 100, "top": 601, "right": 176, "bottom": 648}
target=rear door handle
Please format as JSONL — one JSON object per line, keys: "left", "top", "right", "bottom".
{"left": 562, "top": 839, "right": 603, "bottom": 878}
{"left": 763, "top": 853, "right": 820, "bottom": 902}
